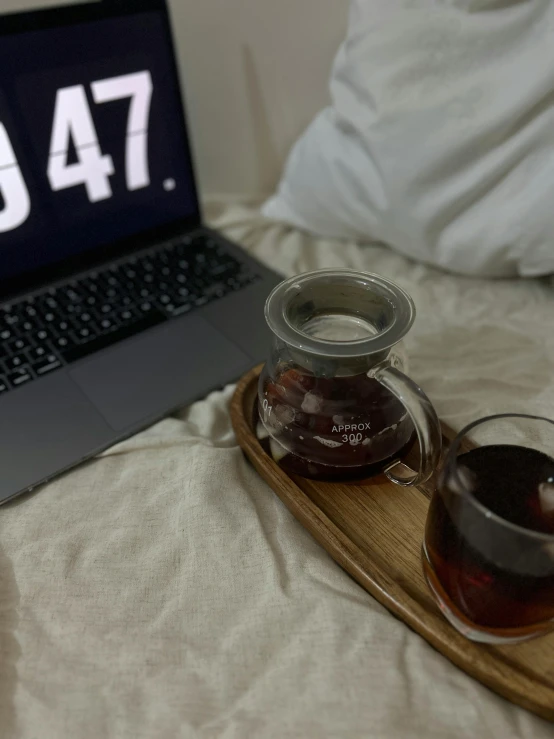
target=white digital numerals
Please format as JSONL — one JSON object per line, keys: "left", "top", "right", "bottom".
{"left": 49, "top": 70, "right": 153, "bottom": 201}
{"left": 91, "top": 71, "right": 153, "bottom": 191}
{"left": 1, "top": 70, "right": 154, "bottom": 234}
{"left": 0, "top": 123, "right": 31, "bottom": 233}
{"left": 48, "top": 84, "right": 115, "bottom": 202}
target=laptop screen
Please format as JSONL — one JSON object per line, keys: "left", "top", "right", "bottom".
{"left": 0, "top": 4, "right": 199, "bottom": 286}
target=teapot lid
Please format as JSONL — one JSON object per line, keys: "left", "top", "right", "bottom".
{"left": 265, "top": 269, "right": 415, "bottom": 359}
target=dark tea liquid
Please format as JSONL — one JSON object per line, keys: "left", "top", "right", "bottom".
{"left": 257, "top": 366, "right": 414, "bottom": 481}
{"left": 425, "top": 445, "right": 554, "bottom": 632}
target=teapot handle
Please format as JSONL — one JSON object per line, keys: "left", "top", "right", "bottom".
{"left": 368, "top": 360, "right": 442, "bottom": 486}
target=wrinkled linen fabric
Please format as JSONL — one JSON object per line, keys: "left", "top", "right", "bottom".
{"left": 0, "top": 201, "right": 553, "bottom": 739}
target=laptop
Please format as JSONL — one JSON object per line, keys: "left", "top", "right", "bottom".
{"left": 0, "top": 0, "right": 282, "bottom": 504}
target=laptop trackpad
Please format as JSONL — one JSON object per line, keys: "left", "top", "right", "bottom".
{"left": 70, "top": 315, "right": 251, "bottom": 431}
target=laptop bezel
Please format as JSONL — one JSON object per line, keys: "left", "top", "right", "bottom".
{"left": 0, "top": 0, "right": 202, "bottom": 303}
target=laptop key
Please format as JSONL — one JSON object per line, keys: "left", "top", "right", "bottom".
{"left": 116, "top": 308, "right": 138, "bottom": 323}
{"left": 7, "top": 367, "right": 33, "bottom": 387}
{"left": 54, "top": 320, "right": 71, "bottom": 334}
{"left": 169, "top": 302, "right": 193, "bottom": 317}
{"left": 43, "top": 295, "right": 59, "bottom": 310}
{"left": 65, "top": 288, "right": 82, "bottom": 303}
{"left": 205, "top": 282, "right": 227, "bottom": 299}
{"left": 0, "top": 376, "right": 8, "bottom": 393}
{"left": 73, "top": 327, "right": 93, "bottom": 342}
{"left": 54, "top": 336, "right": 70, "bottom": 350}
{"left": 5, "top": 354, "right": 26, "bottom": 371}
{"left": 19, "top": 318, "right": 38, "bottom": 334}
{"left": 29, "top": 345, "right": 48, "bottom": 361}
{"left": 7, "top": 337, "right": 32, "bottom": 354}
{"left": 99, "top": 317, "right": 115, "bottom": 331}
{"left": 33, "top": 355, "right": 62, "bottom": 376}
{"left": 35, "top": 328, "right": 51, "bottom": 342}
{"left": 104, "top": 275, "right": 120, "bottom": 288}
{"left": 24, "top": 304, "right": 38, "bottom": 318}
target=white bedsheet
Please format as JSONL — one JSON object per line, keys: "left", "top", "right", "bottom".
{"left": 1, "top": 202, "right": 553, "bottom": 739}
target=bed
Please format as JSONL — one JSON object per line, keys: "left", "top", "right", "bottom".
{"left": 0, "top": 200, "right": 552, "bottom": 738}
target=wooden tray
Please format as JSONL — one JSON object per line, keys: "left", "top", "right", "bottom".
{"left": 230, "top": 365, "right": 554, "bottom": 722}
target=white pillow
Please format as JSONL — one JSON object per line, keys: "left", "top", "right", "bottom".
{"left": 263, "top": 0, "right": 554, "bottom": 278}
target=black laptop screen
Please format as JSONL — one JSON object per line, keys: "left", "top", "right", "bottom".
{"left": 0, "top": 8, "right": 198, "bottom": 284}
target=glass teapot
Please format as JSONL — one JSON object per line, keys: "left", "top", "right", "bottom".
{"left": 256, "top": 270, "right": 442, "bottom": 486}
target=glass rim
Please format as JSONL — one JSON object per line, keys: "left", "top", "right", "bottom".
{"left": 445, "top": 413, "right": 554, "bottom": 542}
{"left": 264, "top": 269, "right": 415, "bottom": 358}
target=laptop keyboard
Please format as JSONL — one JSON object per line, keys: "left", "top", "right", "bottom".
{"left": 0, "top": 233, "right": 258, "bottom": 395}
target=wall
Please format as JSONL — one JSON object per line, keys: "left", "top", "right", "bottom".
{"left": 0, "top": 0, "right": 348, "bottom": 197}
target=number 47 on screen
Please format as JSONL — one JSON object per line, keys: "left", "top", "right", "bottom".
{"left": 0, "top": 70, "right": 153, "bottom": 234}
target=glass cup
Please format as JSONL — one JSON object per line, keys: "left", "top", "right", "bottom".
{"left": 257, "top": 269, "right": 442, "bottom": 485}
{"left": 423, "top": 414, "right": 554, "bottom": 644}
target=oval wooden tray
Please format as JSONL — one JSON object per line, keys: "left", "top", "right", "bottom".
{"left": 230, "top": 365, "right": 554, "bottom": 722}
